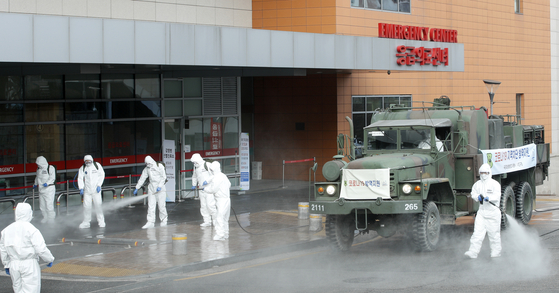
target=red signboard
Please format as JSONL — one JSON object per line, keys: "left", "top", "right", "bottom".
{"left": 379, "top": 23, "right": 458, "bottom": 43}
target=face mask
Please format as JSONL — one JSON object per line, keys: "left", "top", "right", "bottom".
{"left": 480, "top": 173, "right": 490, "bottom": 181}
{"left": 85, "top": 161, "right": 92, "bottom": 166}
{"left": 147, "top": 163, "right": 153, "bottom": 168}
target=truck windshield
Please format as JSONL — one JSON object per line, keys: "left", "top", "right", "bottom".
{"left": 367, "top": 130, "right": 398, "bottom": 150}
{"left": 401, "top": 128, "right": 431, "bottom": 149}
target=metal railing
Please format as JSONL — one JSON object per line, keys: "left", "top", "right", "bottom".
{"left": 56, "top": 187, "right": 116, "bottom": 214}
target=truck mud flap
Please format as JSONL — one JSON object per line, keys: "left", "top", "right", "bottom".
{"left": 355, "top": 208, "right": 368, "bottom": 230}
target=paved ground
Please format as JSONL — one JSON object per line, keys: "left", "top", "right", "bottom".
{"left": 0, "top": 179, "right": 325, "bottom": 281}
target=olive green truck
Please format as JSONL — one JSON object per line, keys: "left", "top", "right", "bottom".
{"left": 311, "top": 103, "right": 549, "bottom": 252}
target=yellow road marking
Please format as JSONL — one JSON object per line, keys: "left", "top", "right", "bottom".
{"left": 267, "top": 211, "right": 298, "bottom": 217}
{"left": 43, "top": 263, "right": 150, "bottom": 277}
{"left": 536, "top": 198, "right": 559, "bottom": 202}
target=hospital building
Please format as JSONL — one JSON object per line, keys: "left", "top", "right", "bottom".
{"left": 0, "top": 0, "right": 557, "bottom": 198}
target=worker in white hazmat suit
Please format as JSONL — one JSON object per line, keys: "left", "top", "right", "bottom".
{"left": 33, "top": 156, "right": 56, "bottom": 223}
{"left": 134, "top": 156, "right": 168, "bottom": 229}
{"left": 0, "top": 203, "right": 54, "bottom": 293}
{"left": 203, "top": 161, "right": 231, "bottom": 241}
{"left": 465, "top": 163, "right": 502, "bottom": 258}
{"left": 77, "top": 155, "right": 105, "bottom": 229}
{"left": 191, "top": 153, "right": 217, "bottom": 227}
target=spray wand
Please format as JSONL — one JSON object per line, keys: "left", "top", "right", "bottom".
{"left": 479, "top": 195, "right": 505, "bottom": 215}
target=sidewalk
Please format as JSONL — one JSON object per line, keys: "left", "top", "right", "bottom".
{"left": 41, "top": 179, "right": 327, "bottom": 279}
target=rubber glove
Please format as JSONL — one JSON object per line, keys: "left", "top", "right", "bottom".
{"left": 191, "top": 186, "right": 196, "bottom": 190}
{"left": 43, "top": 183, "right": 48, "bottom": 187}
{"left": 156, "top": 187, "right": 161, "bottom": 192}
{"left": 477, "top": 195, "right": 484, "bottom": 202}
{"left": 133, "top": 189, "right": 138, "bottom": 195}
{"left": 47, "top": 262, "right": 53, "bottom": 267}
{"left": 202, "top": 181, "right": 208, "bottom": 186}
{"left": 80, "top": 189, "right": 84, "bottom": 195}
{"left": 33, "top": 185, "right": 37, "bottom": 189}
{"left": 5, "top": 268, "right": 8, "bottom": 275}
{"left": 96, "top": 186, "right": 101, "bottom": 193}
{"left": 484, "top": 196, "right": 489, "bottom": 202}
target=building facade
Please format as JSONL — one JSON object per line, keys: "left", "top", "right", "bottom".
{"left": 0, "top": 0, "right": 555, "bottom": 197}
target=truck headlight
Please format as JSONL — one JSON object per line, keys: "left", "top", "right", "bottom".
{"left": 402, "top": 184, "right": 412, "bottom": 195}
{"left": 326, "top": 185, "right": 336, "bottom": 195}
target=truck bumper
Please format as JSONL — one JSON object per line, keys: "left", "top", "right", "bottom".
{"left": 309, "top": 199, "right": 423, "bottom": 215}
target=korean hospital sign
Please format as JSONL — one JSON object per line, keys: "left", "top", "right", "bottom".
{"left": 378, "top": 23, "right": 458, "bottom": 67}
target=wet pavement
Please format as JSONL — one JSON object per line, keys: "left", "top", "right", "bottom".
{"left": 0, "top": 179, "right": 326, "bottom": 280}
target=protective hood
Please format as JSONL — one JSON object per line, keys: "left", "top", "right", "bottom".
{"left": 145, "top": 155, "right": 156, "bottom": 167}
{"left": 191, "top": 153, "right": 203, "bottom": 164}
{"left": 84, "top": 154, "right": 94, "bottom": 162}
{"left": 36, "top": 156, "right": 48, "bottom": 170}
{"left": 479, "top": 163, "right": 492, "bottom": 181}
{"left": 15, "top": 202, "right": 33, "bottom": 222}
{"left": 210, "top": 161, "right": 221, "bottom": 173}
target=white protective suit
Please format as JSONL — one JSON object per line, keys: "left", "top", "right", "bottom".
{"left": 34, "top": 156, "right": 56, "bottom": 223}
{"left": 0, "top": 203, "right": 54, "bottom": 293}
{"left": 465, "top": 163, "right": 502, "bottom": 258}
{"left": 191, "top": 153, "right": 217, "bottom": 227}
{"left": 77, "top": 155, "right": 105, "bottom": 228}
{"left": 204, "top": 161, "right": 231, "bottom": 240}
{"left": 136, "top": 156, "right": 168, "bottom": 228}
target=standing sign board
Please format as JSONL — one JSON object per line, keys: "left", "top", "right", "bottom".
{"left": 163, "top": 140, "right": 176, "bottom": 202}
{"left": 240, "top": 133, "right": 250, "bottom": 190}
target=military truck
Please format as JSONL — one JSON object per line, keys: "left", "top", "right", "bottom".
{"left": 311, "top": 103, "right": 549, "bottom": 252}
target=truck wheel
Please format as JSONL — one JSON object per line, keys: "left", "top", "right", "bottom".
{"left": 412, "top": 201, "right": 440, "bottom": 252}
{"left": 500, "top": 185, "right": 516, "bottom": 230}
{"left": 515, "top": 182, "right": 533, "bottom": 225}
{"left": 325, "top": 214, "right": 355, "bottom": 251}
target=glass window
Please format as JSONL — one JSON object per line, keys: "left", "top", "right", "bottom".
{"left": 352, "top": 97, "right": 365, "bottom": 112}
{"left": 515, "top": 0, "right": 522, "bottom": 13}
{"left": 351, "top": 0, "right": 363, "bottom": 7}
{"left": 384, "top": 96, "right": 400, "bottom": 108}
{"left": 184, "top": 118, "right": 203, "bottom": 152}
{"left": 164, "top": 80, "right": 182, "bottom": 99}
{"left": 65, "top": 75, "right": 101, "bottom": 100}
{"left": 65, "top": 123, "right": 102, "bottom": 168}
{"left": 367, "top": 129, "right": 398, "bottom": 150}
{"left": 184, "top": 99, "right": 202, "bottom": 116}
{"left": 366, "top": 0, "right": 381, "bottom": 9}
{"left": 352, "top": 113, "right": 365, "bottom": 146}
{"left": 382, "top": 0, "right": 398, "bottom": 11}
{"left": 26, "top": 124, "right": 65, "bottom": 164}
{"left": 65, "top": 101, "right": 101, "bottom": 120}
{"left": 101, "top": 74, "right": 134, "bottom": 99}
{"left": 24, "top": 75, "right": 63, "bottom": 100}
{"left": 367, "top": 97, "right": 382, "bottom": 111}
{"left": 184, "top": 77, "right": 202, "bottom": 97}
{"left": 399, "top": 0, "right": 410, "bottom": 12}
{"left": 25, "top": 103, "right": 64, "bottom": 122}
{"left": 352, "top": 0, "right": 410, "bottom": 12}
{"left": 401, "top": 128, "right": 431, "bottom": 149}
{"left": 223, "top": 117, "right": 238, "bottom": 150}
{"left": 0, "top": 126, "right": 24, "bottom": 166}
{"left": 0, "top": 103, "right": 23, "bottom": 123}
{"left": 135, "top": 74, "right": 160, "bottom": 99}
{"left": 165, "top": 100, "right": 182, "bottom": 117}
{"left": 136, "top": 120, "right": 161, "bottom": 157}
{"left": 103, "top": 121, "right": 135, "bottom": 160}
{"left": 0, "top": 176, "right": 25, "bottom": 196}
{"left": 0, "top": 76, "right": 22, "bottom": 101}
{"left": 136, "top": 100, "right": 161, "bottom": 118}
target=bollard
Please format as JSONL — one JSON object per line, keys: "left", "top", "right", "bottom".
{"left": 309, "top": 214, "right": 323, "bottom": 232}
{"left": 172, "top": 233, "right": 187, "bottom": 255}
{"left": 298, "top": 202, "right": 309, "bottom": 219}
